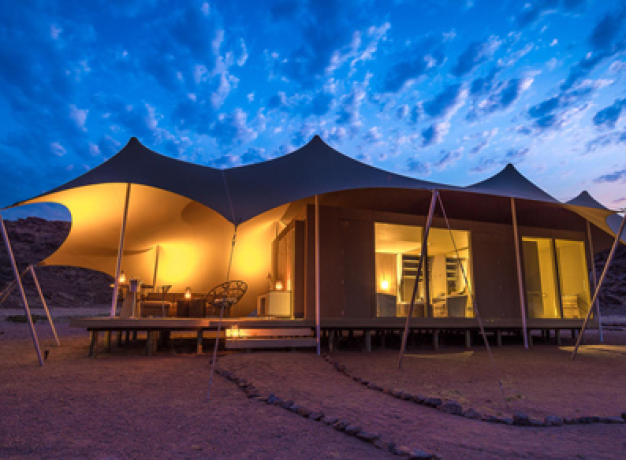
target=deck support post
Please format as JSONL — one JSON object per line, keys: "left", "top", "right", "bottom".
{"left": 0, "top": 212, "right": 43, "bottom": 366}
{"left": 117, "top": 331, "right": 122, "bottom": 347}
{"left": 496, "top": 330, "right": 502, "bottom": 347}
{"left": 511, "top": 198, "right": 529, "bottom": 349}
{"left": 399, "top": 190, "right": 439, "bottom": 368}
{"left": 196, "top": 330, "right": 203, "bottom": 354}
{"left": 555, "top": 329, "right": 561, "bottom": 346}
{"left": 432, "top": 330, "right": 440, "bottom": 351}
{"left": 111, "top": 183, "right": 131, "bottom": 318}
{"left": 105, "top": 331, "right": 112, "bottom": 352}
{"left": 364, "top": 331, "right": 371, "bottom": 352}
{"left": 28, "top": 264, "right": 60, "bottom": 346}
{"left": 314, "top": 195, "right": 322, "bottom": 356}
{"left": 573, "top": 212, "right": 626, "bottom": 360}
{"left": 89, "top": 330, "right": 99, "bottom": 357}
{"left": 328, "top": 330, "right": 334, "bottom": 352}
{"left": 465, "top": 331, "right": 471, "bottom": 349}
{"left": 146, "top": 331, "right": 153, "bottom": 356}
{"left": 586, "top": 221, "right": 603, "bottom": 342}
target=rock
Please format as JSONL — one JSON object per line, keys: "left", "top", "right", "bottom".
{"left": 463, "top": 408, "right": 481, "bottom": 419}
{"left": 360, "top": 380, "right": 370, "bottom": 386}
{"left": 544, "top": 416, "right": 564, "bottom": 427}
{"left": 296, "top": 406, "right": 311, "bottom": 417}
{"left": 528, "top": 418, "right": 544, "bottom": 427}
{"left": 393, "top": 445, "right": 412, "bottom": 456}
{"left": 308, "top": 412, "right": 324, "bottom": 421}
{"left": 353, "top": 377, "right": 362, "bottom": 382}
{"left": 356, "top": 431, "right": 381, "bottom": 442}
{"left": 423, "top": 397, "right": 443, "bottom": 408}
{"left": 409, "top": 450, "right": 433, "bottom": 459}
{"left": 599, "top": 416, "right": 625, "bottom": 424}
{"left": 321, "top": 416, "right": 339, "bottom": 425}
{"left": 482, "top": 415, "right": 500, "bottom": 423}
{"left": 392, "top": 390, "right": 404, "bottom": 398}
{"left": 333, "top": 420, "right": 350, "bottom": 431}
{"left": 383, "top": 388, "right": 394, "bottom": 395}
{"left": 437, "top": 401, "right": 462, "bottom": 415}
{"left": 400, "top": 393, "right": 414, "bottom": 401}
{"left": 367, "top": 383, "right": 383, "bottom": 391}
{"left": 412, "top": 395, "right": 426, "bottom": 404}
{"left": 280, "top": 400, "right": 294, "bottom": 409}
{"left": 564, "top": 417, "right": 577, "bottom": 424}
{"left": 513, "top": 412, "right": 530, "bottom": 426}
{"left": 344, "top": 425, "right": 362, "bottom": 436}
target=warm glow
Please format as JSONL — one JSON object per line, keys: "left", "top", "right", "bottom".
{"left": 275, "top": 280, "right": 283, "bottom": 291}
{"left": 380, "top": 279, "right": 389, "bottom": 291}
{"left": 118, "top": 271, "right": 126, "bottom": 283}
{"left": 184, "top": 287, "right": 192, "bottom": 299}
{"left": 227, "top": 325, "right": 240, "bottom": 338}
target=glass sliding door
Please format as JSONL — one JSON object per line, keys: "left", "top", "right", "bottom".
{"left": 555, "top": 239, "right": 591, "bottom": 319}
{"left": 522, "top": 237, "right": 560, "bottom": 318}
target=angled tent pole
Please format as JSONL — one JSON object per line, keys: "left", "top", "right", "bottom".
{"left": 572, "top": 212, "right": 626, "bottom": 360}
{"left": 110, "top": 183, "right": 132, "bottom": 317}
{"left": 511, "top": 198, "right": 529, "bottom": 349}
{"left": 0, "top": 267, "right": 28, "bottom": 306}
{"left": 0, "top": 211, "right": 44, "bottom": 366}
{"left": 315, "top": 195, "right": 321, "bottom": 356}
{"left": 399, "top": 190, "right": 438, "bottom": 369}
{"left": 585, "top": 221, "right": 603, "bottom": 342}
{"left": 29, "top": 264, "right": 60, "bottom": 346}
{"left": 437, "top": 193, "right": 509, "bottom": 408}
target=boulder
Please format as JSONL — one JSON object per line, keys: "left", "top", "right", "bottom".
{"left": 463, "top": 408, "right": 481, "bottom": 420}
{"left": 544, "top": 416, "right": 563, "bottom": 427}
{"left": 344, "top": 425, "right": 362, "bottom": 436}
{"left": 356, "top": 431, "right": 381, "bottom": 442}
{"left": 409, "top": 450, "right": 433, "bottom": 459}
{"left": 308, "top": 412, "right": 324, "bottom": 421}
{"left": 437, "top": 401, "right": 462, "bottom": 415}
{"left": 513, "top": 412, "right": 530, "bottom": 426}
{"left": 321, "top": 416, "right": 339, "bottom": 425}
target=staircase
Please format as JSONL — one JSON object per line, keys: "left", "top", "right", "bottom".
{"left": 225, "top": 327, "right": 317, "bottom": 350}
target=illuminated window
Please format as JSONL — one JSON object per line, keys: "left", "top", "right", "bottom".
{"left": 522, "top": 237, "right": 559, "bottom": 318}
{"left": 555, "top": 239, "right": 591, "bottom": 319}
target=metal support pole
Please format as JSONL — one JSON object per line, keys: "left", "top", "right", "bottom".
{"left": 572, "top": 212, "right": 626, "bottom": 360}
{"left": 315, "top": 195, "right": 321, "bottom": 356}
{"left": 111, "top": 183, "right": 131, "bottom": 317}
{"left": 399, "top": 190, "right": 439, "bottom": 368}
{"left": 586, "top": 221, "right": 603, "bottom": 342}
{"left": 0, "top": 212, "right": 43, "bottom": 366}
{"left": 511, "top": 198, "right": 529, "bottom": 349}
{"left": 0, "top": 267, "right": 28, "bottom": 306}
{"left": 29, "top": 265, "right": 60, "bottom": 346}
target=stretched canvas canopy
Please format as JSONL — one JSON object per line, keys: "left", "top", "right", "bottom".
{"left": 4, "top": 136, "right": 622, "bottom": 314}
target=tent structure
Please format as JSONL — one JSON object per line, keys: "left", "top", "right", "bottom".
{"left": 2, "top": 135, "right": 624, "bottom": 364}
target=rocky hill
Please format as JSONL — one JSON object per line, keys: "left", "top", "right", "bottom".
{"left": 0, "top": 217, "right": 624, "bottom": 315}
{"left": 0, "top": 218, "right": 112, "bottom": 310}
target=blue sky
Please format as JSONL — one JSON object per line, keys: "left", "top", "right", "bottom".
{"left": 1, "top": 0, "right": 626, "bottom": 220}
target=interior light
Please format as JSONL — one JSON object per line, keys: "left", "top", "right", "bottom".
{"left": 118, "top": 271, "right": 126, "bottom": 283}
{"left": 184, "top": 287, "right": 192, "bottom": 299}
{"left": 381, "top": 280, "right": 389, "bottom": 291}
{"left": 275, "top": 280, "right": 283, "bottom": 291}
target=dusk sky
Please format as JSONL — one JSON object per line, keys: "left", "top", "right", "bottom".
{"left": 1, "top": 0, "right": 626, "bottom": 220}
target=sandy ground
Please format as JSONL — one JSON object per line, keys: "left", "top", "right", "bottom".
{"left": 1, "top": 314, "right": 626, "bottom": 459}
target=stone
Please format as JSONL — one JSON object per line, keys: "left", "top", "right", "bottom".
{"left": 528, "top": 418, "right": 544, "bottom": 427}
{"left": 344, "top": 425, "right": 362, "bottom": 436}
{"left": 333, "top": 420, "right": 350, "bottom": 431}
{"left": 289, "top": 404, "right": 301, "bottom": 413}
{"left": 353, "top": 377, "right": 362, "bottom": 382}
{"left": 599, "top": 416, "right": 625, "bottom": 424}
{"left": 360, "top": 380, "right": 370, "bottom": 386}
{"left": 437, "top": 401, "right": 462, "bottom": 415}
{"left": 482, "top": 415, "right": 500, "bottom": 424}
{"left": 321, "top": 416, "right": 339, "bottom": 425}
{"left": 513, "top": 412, "right": 530, "bottom": 426}
{"left": 368, "top": 383, "right": 383, "bottom": 391}
{"left": 423, "top": 397, "right": 443, "bottom": 408}
{"left": 383, "top": 388, "right": 394, "bottom": 395}
{"left": 392, "top": 390, "right": 404, "bottom": 398}
{"left": 356, "top": 431, "right": 381, "bottom": 442}
{"left": 296, "top": 406, "right": 311, "bottom": 417}
{"left": 564, "top": 417, "right": 577, "bottom": 424}
{"left": 412, "top": 395, "right": 426, "bottom": 404}
{"left": 280, "top": 400, "right": 294, "bottom": 409}
{"left": 544, "top": 416, "right": 564, "bottom": 427}
{"left": 400, "top": 393, "right": 414, "bottom": 401}
{"left": 463, "top": 408, "right": 481, "bottom": 420}
{"left": 393, "top": 445, "right": 412, "bottom": 456}
{"left": 409, "top": 450, "right": 433, "bottom": 459}
{"left": 499, "top": 417, "right": 514, "bottom": 425}
{"left": 308, "top": 412, "right": 324, "bottom": 421}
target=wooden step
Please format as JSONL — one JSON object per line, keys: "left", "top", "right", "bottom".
{"left": 226, "top": 337, "right": 317, "bottom": 349}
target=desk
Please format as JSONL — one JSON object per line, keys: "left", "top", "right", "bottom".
{"left": 257, "top": 291, "right": 292, "bottom": 317}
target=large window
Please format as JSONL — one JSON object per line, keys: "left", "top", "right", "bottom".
{"left": 522, "top": 237, "right": 591, "bottom": 319}
{"left": 374, "top": 223, "right": 472, "bottom": 318}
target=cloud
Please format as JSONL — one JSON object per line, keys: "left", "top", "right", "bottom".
{"left": 432, "top": 147, "right": 464, "bottom": 171}
{"left": 585, "top": 128, "right": 626, "bottom": 153}
{"left": 451, "top": 37, "right": 501, "bottom": 77}
{"left": 515, "top": 0, "right": 559, "bottom": 29}
{"left": 380, "top": 34, "right": 447, "bottom": 93}
{"left": 209, "top": 108, "right": 258, "bottom": 148}
{"left": 363, "top": 126, "right": 383, "bottom": 144}
{"left": 423, "top": 84, "right": 467, "bottom": 119}
{"left": 593, "top": 98, "right": 626, "bottom": 129}
{"left": 406, "top": 157, "right": 431, "bottom": 175}
{"left": 326, "top": 22, "right": 390, "bottom": 75}
{"left": 336, "top": 78, "right": 368, "bottom": 135}
{"left": 594, "top": 169, "right": 626, "bottom": 183}
{"left": 421, "top": 122, "right": 450, "bottom": 147}
{"left": 467, "top": 77, "right": 533, "bottom": 120}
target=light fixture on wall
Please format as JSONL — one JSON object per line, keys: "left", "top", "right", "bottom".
{"left": 275, "top": 280, "right": 283, "bottom": 291}
{"left": 380, "top": 280, "right": 389, "bottom": 291}
{"left": 118, "top": 271, "right": 126, "bottom": 283}
{"left": 184, "top": 287, "right": 192, "bottom": 299}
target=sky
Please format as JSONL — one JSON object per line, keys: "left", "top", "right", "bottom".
{"left": 1, "top": 0, "right": 626, "bottom": 220}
